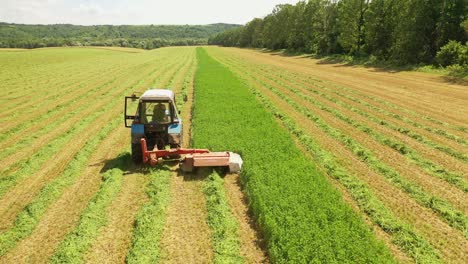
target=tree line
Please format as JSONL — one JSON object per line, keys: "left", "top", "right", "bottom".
{"left": 0, "top": 23, "right": 240, "bottom": 49}
{"left": 209, "top": 0, "right": 468, "bottom": 65}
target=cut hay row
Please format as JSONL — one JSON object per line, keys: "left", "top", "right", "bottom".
{"left": 0, "top": 55, "right": 156, "bottom": 136}
{"left": 243, "top": 76, "right": 441, "bottom": 263}
{"left": 0, "top": 50, "right": 130, "bottom": 114}
{"left": 126, "top": 168, "right": 171, "bottom": 263}
{"left": 249, "top": 63, "right": 468, "bottom": 164}
{"left": 0, "top": 48, "right": 195, "bottom": 261}
{"left": 0, "top": 118, "right": 120, "bottom": 256}
{"left": 49, "top": 152, "right": 128, "bottom": 263}
{"left": 218, "top": 48, "right": 468, "bottom": 139}
{"left": 0, "top": 48, "right": 176, "bottom": 124}
{"left": 267, "top": 75, "right": 467, "bottom": 191}
{"left": 225, "top": 59, "right": 467, "bottom": 235}
{"left": 0, "top": 49, "right": 191, "bottom": 235}
{"left": 88, "top": 48, "right": 195, "bottom": 263}
{"left": 220, "top": 56, "right": 468, "bottom": 187}
{"left": 0, "top": 51, "right": 188, "bottom": 173}
{"left": 194, "top": 48, "right": 393, "bottom": 262}
{"left": 202, "top": 170, "right": 244, "bottom": 263}
{"left": 220, "top": 53, "right": 468, "bottom": 152}
{"left": 294, "top": 73, "right": 468, "bottom": 147}
{"left": 0, "top": 60, "right": 161, "bottom": 165}
{"left": 0, "top": 61, "right": 169, "bottom": 196}
{"left": 206, "top": 47, "right": 467, "bottom": 261}
{"left": 229, "top": 49, "right": 468, "bottom": 134}
{"left": 38, "top": 49, "right": 195, "bottom": 262}
{"left": 0, "top": 63, "right": 121, "bottom": 127}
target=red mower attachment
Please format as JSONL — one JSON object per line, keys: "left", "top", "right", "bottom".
{"left": 140, "top": 138, "right": 243, "bottom": 173}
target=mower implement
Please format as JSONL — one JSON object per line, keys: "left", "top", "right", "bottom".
{"left": 124, "top": 89, "right": 243, "bottom": 173}
{"left": 140, "top": 138, "right": 243, "bottom": 173}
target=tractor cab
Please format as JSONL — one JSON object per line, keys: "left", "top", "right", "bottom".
{"left": 125, "top": 89, "right": 182, "bottom": 163}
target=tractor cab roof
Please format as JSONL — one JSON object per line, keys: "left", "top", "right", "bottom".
{"left": 140, "top": 89, "right": 175, "bottom": 101}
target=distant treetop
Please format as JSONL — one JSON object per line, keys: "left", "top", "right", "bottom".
{"left": 0, "top": 22, "right": 241, "bottom": 49}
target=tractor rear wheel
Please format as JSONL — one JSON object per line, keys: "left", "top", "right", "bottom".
{"left": 131, "top": 143, "right": 143, "bottom": 164}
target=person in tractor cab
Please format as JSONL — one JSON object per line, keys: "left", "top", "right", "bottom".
{"left": 152, "top": 103, "right": 169, "bottom": 123}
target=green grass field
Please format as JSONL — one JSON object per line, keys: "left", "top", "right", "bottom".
{"left": 0, "top": 46, "right": 466, "bottom": 263}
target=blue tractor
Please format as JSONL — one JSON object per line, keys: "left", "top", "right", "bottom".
{"left": 124, "top": 89, "right": 182, "bottom": 163}
{"left": 124, "top": 89, "right": 243, "bottom": 173}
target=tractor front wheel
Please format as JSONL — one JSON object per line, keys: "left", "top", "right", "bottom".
{"left": 131, "top": 143, "right": 143, "bottom": 164}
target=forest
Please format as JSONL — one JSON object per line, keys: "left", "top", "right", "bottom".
{"left": 209, "top": 0, "right": 468, "bottom": 67}
{"left": 0, "top": 23, "right": 239, "bottom": 49}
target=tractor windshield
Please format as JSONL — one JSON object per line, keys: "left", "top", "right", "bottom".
{"left": 140, "top": 101, "right": 173, "bottom": 124}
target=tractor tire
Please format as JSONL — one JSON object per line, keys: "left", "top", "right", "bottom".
{"left": 131, "top": 143, "right": 143, "bottom": 164}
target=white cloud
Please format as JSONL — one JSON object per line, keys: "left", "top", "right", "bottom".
{"left": 0, "top": 0, "right": 301, "bottom": 25}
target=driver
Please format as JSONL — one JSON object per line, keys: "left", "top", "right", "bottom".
{"left": 152, "top": 103, "right": 168, "bottom": 123}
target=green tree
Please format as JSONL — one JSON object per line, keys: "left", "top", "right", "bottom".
{"left": 436, "top": 0, "right": 467, "bottom": 49}
{"left": 337, "top": 0, "right": 370, "bottom": 54}
{"left": 391, "top": 0, "right": 441, "bottom": 63}
{"left": 365, "top": 0, "right": 399, "bottom": 59}
{"left": 287, "top": 1, "right": 307, "bottom": 50}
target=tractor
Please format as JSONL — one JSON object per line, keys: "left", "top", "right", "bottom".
{"left": 124, "top": 89, "right": 242, "bottom": 173}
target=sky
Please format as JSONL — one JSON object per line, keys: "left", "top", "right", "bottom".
{"left": 0, "top": 0, "right": 301, "bottom": 25}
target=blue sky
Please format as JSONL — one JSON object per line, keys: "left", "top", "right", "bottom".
{"left": 0, "top": 0, "right": 301, "bottom": 25}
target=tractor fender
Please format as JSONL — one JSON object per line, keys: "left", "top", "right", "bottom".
{"left": 131, "top": 124, "right": 145, "bottom": 144}
{"left": 168, "top": 121, "right": 182, "bottom": 145}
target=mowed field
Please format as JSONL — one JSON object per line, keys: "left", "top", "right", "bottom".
{"left": 0, "top": 46, "right": 466, "bottom": 263}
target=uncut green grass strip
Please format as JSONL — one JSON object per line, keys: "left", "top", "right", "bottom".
{"left": 194, "top": 48, "right": 394, "bottom": 263}
{"left": 242, "top": 61, "right": 468, "bottom": 160}
{"left": 126, "top": 167, "right": 171, "bottom": 264}
{"left": 259, "top": 72, "right": 468, "bottom": 191}
{"left": 0, "top": 61, "right": 166, "bottom": 193}
{"left": 202, "top": 170, "right": 244, "bottom": 263}
{"left": 49, "top": 152, "right": 129, "bottom": 263}
{"left": 244, "top": 79, "right": 441, "bottom": 263}
{"left": 0, "top": 118, "right": 120, "bottom": 256}
{"left": 238, "top": 67, "right": 468, "bottom": 236}
{"left": 0, "top": 57, "right": 185, "bottom": 159}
